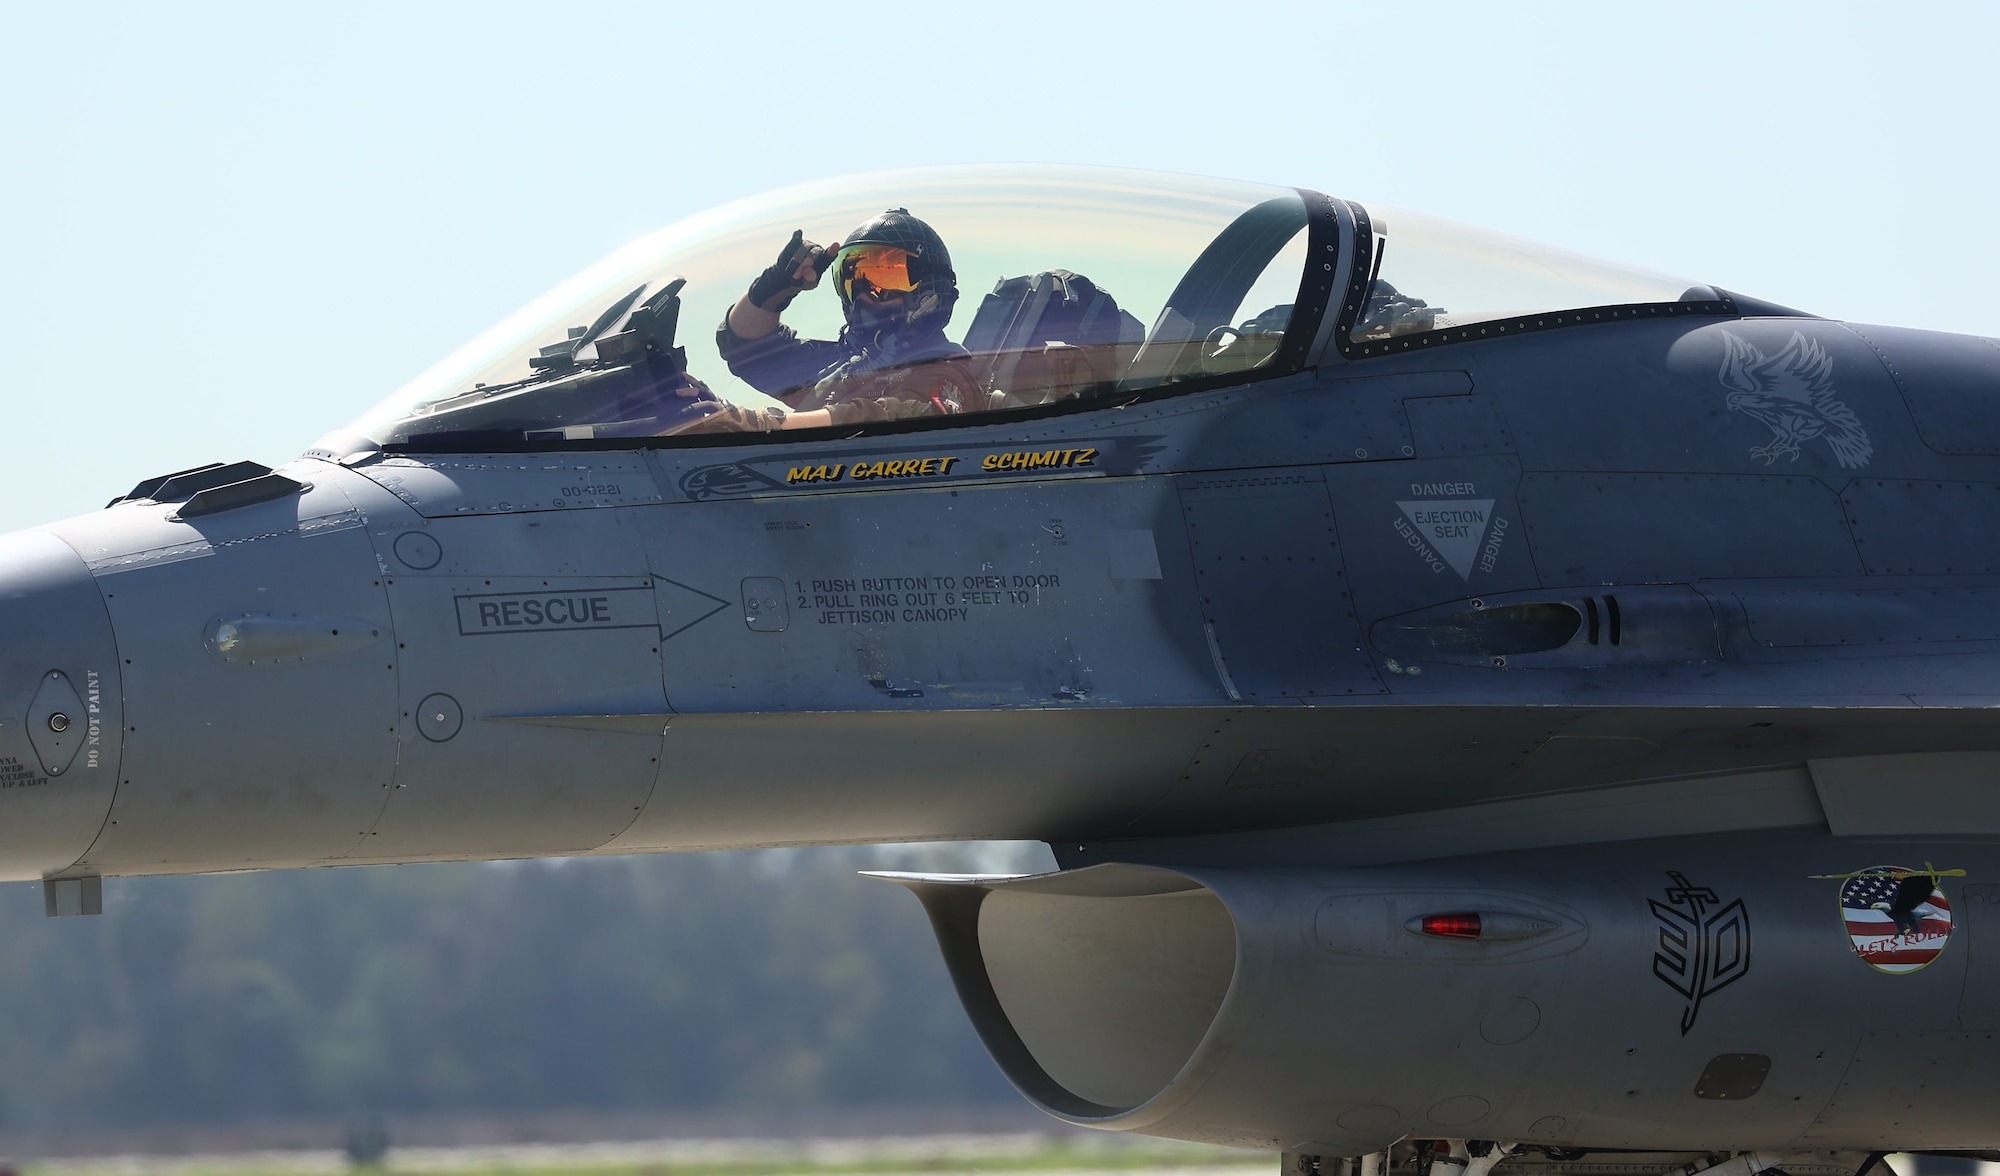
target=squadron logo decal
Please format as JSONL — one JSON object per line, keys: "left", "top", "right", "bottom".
{"left": 1649, "top": 871, "right": 1752, "bottom": 1035}
{"left": 1393, "top": 482, "right": 1509, "bottom": 580}
{"left": 681, "top": 461, "right": 786, "bottom": 500}
{"left": 1812, "top": 863, "right": 1964, "bottom": 974}
{"left": 1718, "top": 330, "right": 1873, "bottom": 469}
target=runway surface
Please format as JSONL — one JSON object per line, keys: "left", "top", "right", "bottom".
{"left": 24, "top": 1132, "right": 1269, "bottom": 1176}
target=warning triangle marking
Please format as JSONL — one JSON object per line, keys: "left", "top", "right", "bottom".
{"left": 1396, "top": 499, "right": 1494, "bottom": 580}
{"left": 656, "top": 578, "right": 730, "bottom": 640}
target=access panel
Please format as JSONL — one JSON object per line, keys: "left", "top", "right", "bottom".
{"left": 1178, "top": 472, "right": 1383, "bottom": 701}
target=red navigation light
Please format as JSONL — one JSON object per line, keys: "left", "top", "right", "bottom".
{"left": 1420, "top": 912, "right": 1483, "bottom": 938}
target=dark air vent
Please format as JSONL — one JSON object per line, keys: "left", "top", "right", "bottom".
{"left": 1578, "top": 594, "right": 1622, "bottom": 646}
{"left": 1369, "top": 585, "right": 1717, "bottom": 669}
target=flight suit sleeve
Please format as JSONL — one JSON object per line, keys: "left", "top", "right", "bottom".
{"left": 824, "top": 361, "right": 999, "bottom": 425}
{"left": 715, "top": 319, "right": 848, "bottom": 400}
{"left": 663, "top": 402, "right": 788, "bottom": 435}
{"left": 825, "top": 398, "right": 935, "bottom": 425}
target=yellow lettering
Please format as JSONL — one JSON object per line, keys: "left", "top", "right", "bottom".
{"left": 786, "top": 467, "right": 813, "bottom": 484}
{"left": 1075, "top": 448, "right": 1098, "bottom": 466}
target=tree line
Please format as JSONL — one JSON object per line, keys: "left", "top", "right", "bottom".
{"left": 0, "top": 843, "right": 1048, "bottom": 1128}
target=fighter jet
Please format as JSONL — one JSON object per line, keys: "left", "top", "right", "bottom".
{"left": 5, "top": 163, "right": 2000, "bottom": 1170}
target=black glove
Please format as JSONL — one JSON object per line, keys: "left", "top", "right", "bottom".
{"left": 746, "top": 230, "right": 835, "bottom": 311}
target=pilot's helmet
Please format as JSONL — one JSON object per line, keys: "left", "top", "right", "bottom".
{"left": 832, "top": 208, "right": 958, "bottom": 341}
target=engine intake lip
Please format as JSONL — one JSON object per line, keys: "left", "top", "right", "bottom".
{"left": 871, "top": 863, "right": 1241, "bottom": 1127}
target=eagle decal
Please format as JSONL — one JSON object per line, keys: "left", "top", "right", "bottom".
{"left": 1718, "top": 331, "right": 1872, "bottom": 469}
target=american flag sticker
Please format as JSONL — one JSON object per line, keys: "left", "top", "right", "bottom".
{"left": 1831, "top": 865, "right": 1958, "bottom": 974}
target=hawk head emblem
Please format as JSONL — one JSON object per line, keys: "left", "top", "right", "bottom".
{"left": 679, "top": 462, "right": 785, "bottom": 501}
{"left": 1719, "top": 330, "right": 1872, "bottom": 469}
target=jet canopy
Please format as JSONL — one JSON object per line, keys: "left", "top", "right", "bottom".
{"left": 350, "top": 165, "right": 1320, "bottom": 448}
{"left": 346, "top": 164, "right": 1722, "bottom": 450}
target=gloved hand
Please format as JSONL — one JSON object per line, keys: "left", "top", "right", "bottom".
{"left": 661, "top": 401, "right": 788, "bottom": 435}
{"left": 745, "top": 230, "right": 837, "bottom": 312}
{"left": 672, "top": 373, "right": 719, "bottom": 402}
{"left": 652, "top": 374, "right": 723, "bottom": 433}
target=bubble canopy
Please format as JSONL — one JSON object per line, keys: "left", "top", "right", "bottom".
{"left": 348, "top": 165, "right": 1324, "bottom": 448}
{"left": 347, "top": 165, "right": 1729, "bottom": 451}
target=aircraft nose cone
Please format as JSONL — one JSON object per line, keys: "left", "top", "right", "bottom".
{"left": 0, "top": 529, "right": 123, "bottom": 880}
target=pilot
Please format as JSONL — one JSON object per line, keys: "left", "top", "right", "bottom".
{"left": 678, "top": 208, "right": 984, "bottom": 432}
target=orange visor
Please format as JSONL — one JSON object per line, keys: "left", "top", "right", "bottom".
{"left": 835, "top": 244, "right": 916, "bottom": 302}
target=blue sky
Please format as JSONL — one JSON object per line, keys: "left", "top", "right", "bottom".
{"left": 3, "top": 1, "right": 1995, "bottom": 531}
